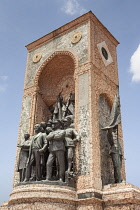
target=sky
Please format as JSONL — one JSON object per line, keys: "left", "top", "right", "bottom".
{"left": 0, "top": 0, "right": 140, "bottom": 205}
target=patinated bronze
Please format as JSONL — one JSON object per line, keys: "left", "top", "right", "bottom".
{"left": 40, "top": 121, "right": 47, "bottom": 133}
{"left": 17, "top": 93, "right": 80, "bottom": 186}
{"left": 63, "top": 116, "right": 80, "bottom": 173}
{"left": 17, "top": 133, "right": 31, "bottom": 182}
{"left": 106, "top": 126, "right": 122, "bottom": 183}
{"left": 24, "top": 124, "right": 48, "bottom": 182}
{"left": 102, "top": 87, "right": 122, "bottom": 183}
{"left": 46, "top": 120, "right": 65, "bottom": 182}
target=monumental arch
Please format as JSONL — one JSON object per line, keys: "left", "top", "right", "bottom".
{"left": 1, "top": 11, "right": 140, "bottom": 210}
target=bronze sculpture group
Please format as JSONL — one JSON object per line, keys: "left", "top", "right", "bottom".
{"left": 17, "top": 93, "right": 80, "bottom": 184}
{"left": 17, "top": 88, "right": 123, "bottom": 185}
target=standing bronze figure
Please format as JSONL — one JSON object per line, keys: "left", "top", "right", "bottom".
{"left": 17, "top": 133, "right": 31, "bottom": 182}
{"left": 63, "top": 116, "right": 80, "bottom": 173}
{"left": 106, "top": 126, "right": 122, "bottom": 183}
{"left": 25, "top": 124, "right": 48, "bottom": 181}
{"left": 102, "top": 86, "right": 123, "bottom": 183}
{"left": 46, "top": 120, "right": 65, "bottom": 182}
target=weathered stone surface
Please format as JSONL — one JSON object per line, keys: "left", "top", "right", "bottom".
{"left": 103, "top": 182, "right": 140, "bottom": 209}
{"left": 19, "top": 96, "right": 32, "bottom": 142}
{"left": 25, "top": 23, "right": 88, "bottom": 88}
{"left": 13, "top": 95, "right": 32, "bottom": 186}
{"left": 8, "top": 184, "right": 76, "bottom": 210}
{"left": 0, "top": 202, "right": 8, "bottom": 210}
{"left": 78, "top": 73, "right": 90, "bottom": 175}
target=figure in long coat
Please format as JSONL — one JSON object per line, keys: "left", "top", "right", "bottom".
{"left": 25, "top": 124, "right": 48, "bottom": 181}
{"left": 46, "top": 120, "right": 66, "bottom": 182}
{"left": 17, "top": 133, "right": 31, "bottom": 182}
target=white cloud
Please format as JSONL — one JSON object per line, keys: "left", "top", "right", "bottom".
{"left": 130, "top": 44, "right": 140, "bottom": 82}
{"left": 0, "top": 75, "right": 8, "bottom": 92}
{"left": 0, "top": 84, "right": 8, "bottom": 93}
{"left": 0, "top": 75, "right": 8, "bottom": 81}
{"left": 61, "top": 0, "right": 86, "bottom": 16}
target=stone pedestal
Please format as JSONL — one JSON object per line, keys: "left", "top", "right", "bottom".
{"left": 103, "top": 182, "right": 140, "bottom": 209}
{"left": 1, "top": 183, "right": 140, "bottom": 209}
{"left": 0, "top": 202, "right": 8, "bottom": 210}
{"left": 8, "top": 184, "right": 76, "bottom": 210}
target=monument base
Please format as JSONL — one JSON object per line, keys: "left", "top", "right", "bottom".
{"left": 6, "top": 184, "right": 76, "bottom": 210}
{"left": 0, "top": 202, "right": 8, "bottom": 210}
{"left": 103, "top": 182, "right": 140, "bottom": 209}
{"left": 1, "top": 182, "right": 140, "bottom": 209}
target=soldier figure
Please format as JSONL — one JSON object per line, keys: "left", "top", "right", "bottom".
{"left": 63, "top": 116, "right": 80, "bottom": 173}
{"left": 40, "top": 121, "right": 47, "bottom": 133}
{"left": 25, "top": 124, "right": 48, "bottom": 181}
{"left": 46, "top": 119, "right": 53, "bottom": 135}
{"left": 107, "top": 125, "right": 122, "bottom": 183}
{"left": 46, "top": 120, "right": 65, "bottom": 182}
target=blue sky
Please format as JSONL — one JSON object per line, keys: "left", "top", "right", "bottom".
{"left": 0, "top": 0, "right": 140, "bottom": 205}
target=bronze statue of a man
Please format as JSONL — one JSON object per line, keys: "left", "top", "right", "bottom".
{"left": 102, "top": 87, "right": 123, "bottom": 183}
{"left": 46, "top": 119, "right": 53, "bottom": 135}
{"left": 107, "top": 125, "right": 122, "bottom": 183}
{"left": 17, "top": 133, "right": 31, "bottom": 182}
{"left": 40, "top": 121, "right": 47, "bottom": 133}
{"left": 24, "top": 124, "right": 48, "bottom": 182}
{"left": 63, "top": 116, "right": 80, "bottom": 173}
{"left": 46, "top": 120, "right": 65, "bottom": 182}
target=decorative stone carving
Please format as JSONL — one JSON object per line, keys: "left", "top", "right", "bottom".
{"left": 97, "top": 41, "right": 113, "bottom": 66}
{"left": 33, "top": 52, "right": 42, "bottom": 63}
{"left": 71, "top": 32, "right": 82, "bottom": 44}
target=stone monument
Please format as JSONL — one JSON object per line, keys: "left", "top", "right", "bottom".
{"left": 1, "top": 11, "right": 140, "bottom": 210}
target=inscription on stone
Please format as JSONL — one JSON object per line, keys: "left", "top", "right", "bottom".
{"left": 78, "top": 192, "right": 92, "bottom": 199}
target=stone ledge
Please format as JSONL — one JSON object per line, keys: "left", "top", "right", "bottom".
{"left": 9, "top": 184, "right": 76, "bottom": 206}
{"left": 0, "top": 201, "right": 8, "bottom": 210}
{"left": 16, "top": 179, "right": 72, "bottom": 187}
{"left": 103, "top": 182, "right": 140, "bottom": 207}
{"left": 2, "top": 183, "right": 140, "bottom": 209}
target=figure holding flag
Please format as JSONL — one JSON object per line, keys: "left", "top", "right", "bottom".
{"left": 102, "top": 86, "right": 123, "bottom": 183}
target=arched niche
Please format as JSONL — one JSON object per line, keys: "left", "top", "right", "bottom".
{"left": 34, "top": 51, "right": 76, "bottom": 124}
{"left": 98, "top": 93, "right": 114, "bottom": 186}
